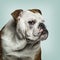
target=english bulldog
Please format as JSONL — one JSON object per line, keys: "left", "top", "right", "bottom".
{"left": 0, "top": 9, "right": 48, "bottom": 60}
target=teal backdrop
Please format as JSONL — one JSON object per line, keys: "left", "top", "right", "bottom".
{"left": 0, "top": 0, "right": 60, "bottom": 60}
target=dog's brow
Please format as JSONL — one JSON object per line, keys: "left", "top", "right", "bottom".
{"left": 28, "top": 18, "right": 36, "bottom": 21}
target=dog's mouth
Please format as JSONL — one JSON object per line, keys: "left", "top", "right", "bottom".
{"left": 26, "top": 29, "right": 48, "bottom": 48}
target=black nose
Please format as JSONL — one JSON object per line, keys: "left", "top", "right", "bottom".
{"left": 38, "top": 23, "right": 46, "bottom": 29}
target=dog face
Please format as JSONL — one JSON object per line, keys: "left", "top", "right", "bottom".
{"left": 11, "top": 9, "right": 48, "bottom": 42}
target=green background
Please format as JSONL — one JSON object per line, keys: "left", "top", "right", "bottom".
{"left": 0, "top": 0, "right": 60, "bottom": 60}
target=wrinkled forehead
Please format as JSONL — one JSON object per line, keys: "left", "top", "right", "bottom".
{"left": 21, "top": 11, "right": 44, "bottom": 21}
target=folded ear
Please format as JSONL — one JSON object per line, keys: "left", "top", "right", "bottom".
{"left": 29, "top": 9, "right": 42, "bottom": 15}
{"left": 11, "top": 9, "right": 23, "bottom": 21}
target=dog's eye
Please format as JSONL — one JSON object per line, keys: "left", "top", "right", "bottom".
{"left": 28, "top": 20, "right": 36, "bottom": 25}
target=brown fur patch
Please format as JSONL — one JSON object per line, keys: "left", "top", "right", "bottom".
{"left": 34, "top": 48, "right": 41, "bottom": 60}
{"left": 0, "top": 31, "right": 2, "bottom": 60}
{"left": 1, "top": 25, "right": 6, "bottom": 32}
{"left": 0, "top": 25, "right": 6, "bottom": 60}
{"left": 29, "top": 9, "right": 42, "bottom": 15}
{"left": 11, "top": 9, "right": 23, "bottom": 22}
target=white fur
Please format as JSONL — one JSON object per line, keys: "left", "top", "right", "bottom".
{"left": 1, "top": 10, "right": 47, "bottom": 60}
{"left": 16, "top": 11, "right": 44, "bottom": 40}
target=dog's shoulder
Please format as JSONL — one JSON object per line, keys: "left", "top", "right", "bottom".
{"left": 1, "top": 19, "right": 16, "bottom": 37}
{"left": 0, "top": 19, "right": 16, "bottom": 60}
{"left": 1, "top": 19, "right": 17, "bottom": 49}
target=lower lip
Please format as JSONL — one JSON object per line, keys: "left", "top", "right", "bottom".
{"left": 33, "top": 33, "right": 41, "bottom": 37}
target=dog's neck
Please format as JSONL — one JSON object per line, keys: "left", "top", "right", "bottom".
{"left": 16, "top": 31, "right": 40, "bottom": 48}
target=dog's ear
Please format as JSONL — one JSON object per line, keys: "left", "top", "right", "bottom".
{"left": 11, "top": 9, "right": 23, "bottom": 21}
{"left": 29, "top": 9, "right": 42, "bottom": 15}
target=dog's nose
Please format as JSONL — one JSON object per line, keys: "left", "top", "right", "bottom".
{"left": 38, "top": 23, "right": 46, "bottom": 29}
{"left": 38, "top": 23, "right": 48, "bottom": 35}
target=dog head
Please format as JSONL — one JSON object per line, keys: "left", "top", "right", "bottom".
{"left": 11, "top": 9, "right": 48, "bottom": 43}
